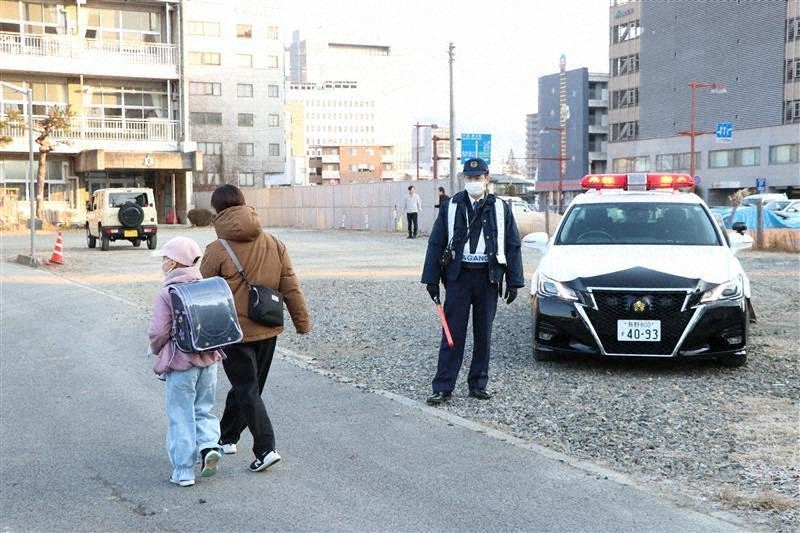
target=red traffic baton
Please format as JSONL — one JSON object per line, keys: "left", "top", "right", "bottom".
{"left": 433, "top": 297, "right": 455, "bottom": 348}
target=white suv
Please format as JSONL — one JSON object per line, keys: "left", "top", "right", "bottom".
{"left": 86, "top": 188, "right": 158, "bottom": 251}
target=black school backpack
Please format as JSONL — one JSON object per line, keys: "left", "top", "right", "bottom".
{"left": 169, "top": 276, "right": 243, "bottom": 353}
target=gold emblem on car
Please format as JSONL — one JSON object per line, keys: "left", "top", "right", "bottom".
{"left": 633, "top": 300, "right": 647, "bottom": 313}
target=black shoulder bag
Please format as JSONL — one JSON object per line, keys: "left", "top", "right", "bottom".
{"left": 219, "top": 238, "right": 284, "bottom": 327}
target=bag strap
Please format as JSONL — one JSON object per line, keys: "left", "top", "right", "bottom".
{"left": 218, "top": 239, "right": 253, "bottom": 286}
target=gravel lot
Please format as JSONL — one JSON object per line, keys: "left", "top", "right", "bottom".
{"left": 3, "top": 226, "right": 798, "bottom": 531}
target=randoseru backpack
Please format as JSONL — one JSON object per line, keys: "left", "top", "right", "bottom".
{"left": 169, "top": 276, "right": 243, "bottom": 353}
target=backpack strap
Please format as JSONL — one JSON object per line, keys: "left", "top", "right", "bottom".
{"left": 219, "top": 239, "right": 253, "bottom": 286}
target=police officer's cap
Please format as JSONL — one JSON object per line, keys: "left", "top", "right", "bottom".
{"left": 463, "top": 158, "right": 489, "bottom": 176}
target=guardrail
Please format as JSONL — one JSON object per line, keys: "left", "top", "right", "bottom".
{"left": 0, "top": 116, "right": 178, "bottom": 143}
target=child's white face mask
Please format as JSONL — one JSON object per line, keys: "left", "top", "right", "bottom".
{"left": 162, "top": 258, "right": 176, "bottom": 275}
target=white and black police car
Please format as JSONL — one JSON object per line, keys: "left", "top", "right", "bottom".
{"left": 524, "top": 173, "right": 754, "bottom": 367}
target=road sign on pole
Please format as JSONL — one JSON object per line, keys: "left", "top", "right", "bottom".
{"left": 715, "top": 122, "right": 733, "bottom": 143}
{"left": 460, "top": 133, "right": 491, "bottom": 164}
{"left": 755, "top": 178, "right": 766, "bottom": 192}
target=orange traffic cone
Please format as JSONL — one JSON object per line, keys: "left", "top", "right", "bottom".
{"left": 48, "top": 231, "right": 65, "bottom": 265}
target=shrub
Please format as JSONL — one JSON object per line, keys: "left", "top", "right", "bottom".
{"left": 187, "top": 208, "right": 213, "bottom": 227}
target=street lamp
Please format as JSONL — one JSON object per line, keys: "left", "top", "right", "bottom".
{"left": 677, "top": 80, "right": 726, "bottom": 180}
{"left": 540, "top": 127, "right": 567, "bottom": 213}
{"left": 1, "top": 81, "right": 37, "bottom": 265}
{"left": 413, "top": 122, "right": 437, "bottom": 180}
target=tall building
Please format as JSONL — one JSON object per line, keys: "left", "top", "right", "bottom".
{"left": 536, "top": 67, "right": 608, "bottom": 207}
{"left": 183, "top": 0, "right": 286, "bottom": 190}
{"left": 0, "top": 0, "right": 197, "bottom": 223}
{"left": 287, "top": 32, "right": 410, "bottom": 184}
{"left": 525, "top": 113, "right": 540, "bottom": 181}
{"left": 608, "top": 0, "right": 800, "bottom": 203}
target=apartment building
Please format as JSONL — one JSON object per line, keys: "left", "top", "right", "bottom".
{"left": 608, "top": 0, "right": 800, "bottom": 204}
{"left": 183, "top": 0, "right": 285, "bottom": 190}
{"left": 0, "top": 0, "right": 197, "bottom": 224}
{"left": 536, "top": 67, "right": 608, "bottom": 207}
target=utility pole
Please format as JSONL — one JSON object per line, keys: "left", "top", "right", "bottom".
{"left": 448, "top": 42, "right": 457, "bottom": 194}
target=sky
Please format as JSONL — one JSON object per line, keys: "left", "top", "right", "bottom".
{"left": 275, "top": 0, "right": 610, "bottom": 170}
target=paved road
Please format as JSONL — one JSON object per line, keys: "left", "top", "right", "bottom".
{"left": 0, "top": 229, "right": 744, "bottom": 531}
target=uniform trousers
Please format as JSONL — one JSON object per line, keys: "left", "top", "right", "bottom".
{"left": 219, "top": 336, "right": 277, "bottom": 456}
{"left": 432, "top": 267, "right": 498, "bottom": 393}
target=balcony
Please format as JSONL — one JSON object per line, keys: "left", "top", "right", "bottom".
{"left": 321, "top": 153, "right": 340, "bottom": 163}
{"left": 0, "top": 32, "right": 178, "bottom": 79}
{"left": 1, "top": 115, "right": 179, "bottom": 152}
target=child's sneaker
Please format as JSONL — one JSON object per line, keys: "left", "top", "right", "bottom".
{"left": 200, "top": 448, "right": 221, "bottom": 477}
{"left": 219, "top": 442, "right": 237, "bottom": 455}
{"left": 249, "top": 450, "right": 281, "bottom": 472}
{"left": 169, "top": 477, "right": 195, "bottom": 487}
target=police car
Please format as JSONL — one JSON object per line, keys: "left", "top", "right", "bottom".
{"left": 523, "top": 173, "right": 754, "bottom": 367}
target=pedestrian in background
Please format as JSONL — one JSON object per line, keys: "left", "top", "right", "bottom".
{"left": 435, "top": 186, "right": 449, "bottom": 208}
{"left": 404, "top": 185, "right": 422, "bottom": 239}
{"left": 200, "top": 184, "right": 311, "bottom": 473}
{"left": 148, "top": 236, "right": 224, "bottom": 487}
{"left": 421, "top": 158, "right": 525, "bottom": 405}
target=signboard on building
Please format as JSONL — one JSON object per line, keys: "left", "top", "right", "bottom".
{"left": 715, "top": 122, "right": 733, "bottom": 143}
{"left": 755, "top": 178, "right": 766, "bottom": 192}
{"left": 460, "top": 133, "right": 492, "bottom": 164}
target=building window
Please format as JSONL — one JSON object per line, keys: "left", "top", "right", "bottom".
{"left": 197, "top": 141, "right": 222, "bottom": 155}
{"left": 611, "top": 121, "right": 639, "bottom": 141}
{"left": 237, "top": 84, "right": 254, "bottom": 97}
{"left": 612, "top": 156, "right": 649, "bottom": 172}
{"left": 786, "top": 59, "right": 800, "bottom": 83}
{"left": 203, "top": 172, "right": 221, "bottom": 185}
{"left": 238, "top": 172, "right": 255, "bottom": 187}
{"left": 655, "top": 152, "right": 699, "bottom": 172}
{"left": 190, "top": 112, "right": 222, "bottom": 125}
{"left": 708, "top": 147, "right": 760, "bottom": 168}
{"left": 189, "top": 82, "right": 221, "bottom": 96}
{"left": 236, "top": 54, "right": 252, "bottom": 68}
{"left": 365, "top": 148, "right": 375, "bottom": 156}
{"left": 611, "top": 87, "right": 639, "bottom": 109}
{"left": 768, "top": 144, "right": 800, "bottom": 165}
{"left": 612, "top": 19, "right": 641, "bottom": 44}
{"left": 0, "top": 80, "right": 68, "bottom": 115}
{"left": 267, "top": 55, "right": 279, "bottom": 68}
{"left": 84, "top": 6, "right": 162, "bottom": 43}
{"left": 784, "top": 100, "right": 800, "bottom": 124}
{"left": 0, "top": 1, "right": 60, "bottom": 34}
{"left": 188, "top": 20, "right": 219, "bottom": 37}
{"left": 611, "top": 54, "right": 639, "bottom": 77}
{"left": 268, "top": 85, "right": 280, "bottom": 98}
{"left": 236, "top": 24, "right": 252, "bottom": 38}
{"left": 189, "top": 52, "right": 221, "bottom": 66}
{"left": 269, "top": 143, "right": 280, "bottom": 156}
{"left": 267, "top": 114, "right": 279, "bottom": 127}
{"left": 237, "top": 143, "right": 254, "bottom": 156}
{"left": 787, "top": 17, "right": 800, "bottom": 42}
{"left": 237, "top": 113, "right": 254, "bottom": 127}
{"left": 86, "top": 84, "right": 167, "bottom": 119}
{"left": 267, "top": 25, "right": 279, "bottom": 40}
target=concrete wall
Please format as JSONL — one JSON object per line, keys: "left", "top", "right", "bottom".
{"left": 194, "top": 179, "right": 451, "bottom": 233}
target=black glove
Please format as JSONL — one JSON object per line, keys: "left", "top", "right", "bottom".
{"left": 426, "top": 283, "right": 440, "bottom": 302}
{"left": 504, "top": 286, "right": 517, "bottom": 305}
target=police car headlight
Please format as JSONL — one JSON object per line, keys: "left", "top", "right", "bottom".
{"left": 537, "top": 274, "right": 578, "bottom": 301}
{"left": 700, "top": 275, "right": 743, "bottom": 303}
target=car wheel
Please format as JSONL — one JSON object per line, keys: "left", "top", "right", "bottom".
{"left": 719, "top": 352, "right": 747, "bottom": 368}
{"left": 132, "top": 239, "right": 141, "bottom": 247}
{"left": 147, "top": 234, "right": 157, "bottom": 250}
{"left": 86, "top": 226, "right": 96, "bottom": 249}
{"left": 101, "top": 234, "right": 110, "bottom": 251}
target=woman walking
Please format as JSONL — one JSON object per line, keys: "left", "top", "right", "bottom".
{"left": 200, "top": 184, "right": 311, "bottom": 472}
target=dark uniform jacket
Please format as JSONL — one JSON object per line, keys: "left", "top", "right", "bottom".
{"left": 421, "top": 190, "right": 525, "bottom": 288}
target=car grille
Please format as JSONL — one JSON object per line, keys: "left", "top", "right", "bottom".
{"left": 584, "top": 290, "right": 692, "bottom": 355}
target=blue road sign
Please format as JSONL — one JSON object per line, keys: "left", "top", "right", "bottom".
{"left": 693, "top": 175, "right": 701, "bottom": 185}
{"left": 756, "top": 178, "right": 766, "bottom": 192}
{"left": 460, "top": 133, "right": 492, "bottom": 164}
{"left": 715, "top": 122, "right": 733, "bottom": 143}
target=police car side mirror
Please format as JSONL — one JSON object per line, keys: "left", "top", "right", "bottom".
{"left": 523, "top": 232, "right": 549, "bottom": 251}
{"left": 731, "top": 221, "right": 747, "bottom": 235}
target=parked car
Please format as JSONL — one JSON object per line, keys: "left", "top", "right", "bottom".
{"left": 740, "top": 193, "right": 787, "bottom": 207}
{"left": 765, "top": 199, "right": 800, "bottom": 219}
{"left": 86, "top": 188, "right": 158, "bottom": 251}
{"left": 523, "top": 173, "right": 753, "bottom": 367}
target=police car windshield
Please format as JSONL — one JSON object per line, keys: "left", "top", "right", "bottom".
{"left": 557, "top": 202, "right": 721, "bottom": 246}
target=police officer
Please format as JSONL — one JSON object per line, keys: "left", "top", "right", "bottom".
{"left": 421, "top": 158, "right": 525, "bottom": 405}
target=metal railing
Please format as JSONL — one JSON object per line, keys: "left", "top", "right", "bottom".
{"left": 0, "top": 31, "right": 176, "bottom": 65}
{"left": 1, "top": 115, "right": 178, "bottom": 143}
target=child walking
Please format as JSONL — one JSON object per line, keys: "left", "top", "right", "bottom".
{"left": 148, "top": 236, "right": 224, "bottom": 487}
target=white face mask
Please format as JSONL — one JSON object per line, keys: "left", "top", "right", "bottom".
{"left": 465, "top": 181, "right": 486, "bottom": 198}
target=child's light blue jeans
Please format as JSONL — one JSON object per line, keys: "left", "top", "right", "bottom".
{"left": 165, "top": 364, "right": 220, "bottom": 482}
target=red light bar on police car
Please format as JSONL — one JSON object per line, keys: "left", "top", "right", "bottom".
{"left": 581, "top": 173, "right": 694, "bottom": 190}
